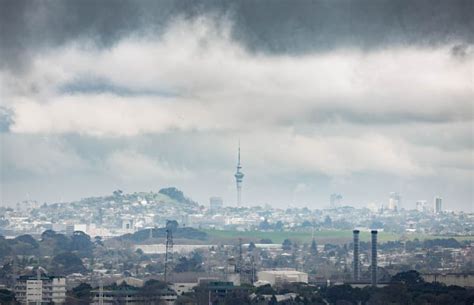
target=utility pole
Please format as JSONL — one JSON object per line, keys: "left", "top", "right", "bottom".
{"left": 36, "top": 268, "right": 42, "bottom": 305}
{"left": 99, "top": 277, "right": 104, "bottom": 305}
{"left": 238, "top": 238, "right": 243, "bottom": 282}
{"left": 12, "top": 256, "right": 17, "bottom": 289}
{"left": 250, "top": 256, "right": 256, "bottom": 284}
{"left": 164, "top": 227, "right": 174, "bottom": 282}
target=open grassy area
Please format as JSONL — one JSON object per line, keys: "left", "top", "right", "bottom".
{"left": 204, "top": 229, "right": 474, "bottom": 244}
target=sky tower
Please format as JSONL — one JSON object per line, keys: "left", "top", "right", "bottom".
{"left": 234, "top": 143, "right": 244, "bottom": 206}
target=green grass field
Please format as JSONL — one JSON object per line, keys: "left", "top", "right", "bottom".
{"left": 204, "top": 229, "right": 474, "bottom": 244}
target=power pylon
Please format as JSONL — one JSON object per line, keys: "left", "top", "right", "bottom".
{"left": 164, "top": 227, "right": 173, "bottom": 282}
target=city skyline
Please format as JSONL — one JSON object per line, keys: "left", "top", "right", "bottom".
{"left": 0, "top": 1, "right": 472, "bottom": 304}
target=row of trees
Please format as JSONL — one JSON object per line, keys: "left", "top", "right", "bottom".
{"left": 0, "top": 230, "right": 96, "bottom": 259}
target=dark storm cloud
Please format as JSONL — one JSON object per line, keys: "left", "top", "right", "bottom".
{"left": 1, "top": 0, "right": 472, "bottom": 72}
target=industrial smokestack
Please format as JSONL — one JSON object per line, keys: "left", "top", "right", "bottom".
{"left": 371, "top": 230, "right": 378, "bottom": 287}
{"left": 353, "top": 230, "right": 360, "bottom": 281}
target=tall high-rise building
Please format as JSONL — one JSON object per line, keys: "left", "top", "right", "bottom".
{"left": 353, "top": 230, "right": 360, "bottom": 281}
{"left": 330, "top": 193, "right": 343, "bottom": 208}
{"left": 388, "top": 192, "right": 401, "bottom": 211}
{"left": 234, "top": 144, "right": 244, "bottom": 207}
{"left": 209, "top": 196, "right": 224, "bottom": 212}
{"left": 416, "top": 200, "right": 427, "bottom": 212}
{"left": 434, "top": 197, "right": 442, "bottom": 213}
{"left": 371, "top": 230, "right": 378, "bottom": 287}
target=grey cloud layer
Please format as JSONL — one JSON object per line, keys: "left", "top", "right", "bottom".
{"left": 1, "top": 0, "right": 473, "bottom": 72}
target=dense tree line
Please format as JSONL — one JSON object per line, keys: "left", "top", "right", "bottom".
{"left": 0, "top": 230, "right": 92, "bottom": 278}
{"left": 0, "top": 230, "right": 94, "bottom": 258}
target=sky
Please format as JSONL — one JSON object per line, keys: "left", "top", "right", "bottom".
{"left": 0, "top": 0, "right": 473, "bottom": 211}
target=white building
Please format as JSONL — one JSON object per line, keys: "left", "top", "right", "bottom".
{"left": 434, "top": 197, "right": 442, "bottom": 213}
{"left": 388, "top": 192, "right": 401, "bottom": 211}
{"left": 15, "top": 274, "right": 66, "bottom": 304}
{"left": 172, "top": 283, "right": 196, "bottom": 295}
{"left": 257, "top": 269, "right": 308, "bottom": 286}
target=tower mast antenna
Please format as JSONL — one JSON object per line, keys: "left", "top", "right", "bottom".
{"left": 164, "top": 222, "right": 174, "bottom": 283}
{"left": 234, "top": 142, "right": 244, "bottom": 207}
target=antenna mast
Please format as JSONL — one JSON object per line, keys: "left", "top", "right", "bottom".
{"left": 164, "top": 227, "right": 174, "bottom": 282}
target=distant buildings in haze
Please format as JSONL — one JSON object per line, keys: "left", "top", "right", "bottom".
{"left": 416, "top": 200, "right": 428, "bottom": 212}
{"left": 330, "top": 193, "right": 342, "bottom": 208}
{"left": 388, "top": 192, "right": 401, "bottom": 211}
{"left": 434, "top": 197, "right": 443, "bottom": 214}
{"left": 209, "top": 196, "right": 224, "bottom": 212}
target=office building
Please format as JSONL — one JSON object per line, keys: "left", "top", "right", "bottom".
{"left": 209, "top": 196, "right": 224, "bottom": 212}
{"left": 15, "top": 274, "right": 66, "bottom": 304}
{"left": 257, "top": 269, "right": 308, "bottom": 286}
{"left": 91, "top": 287, "right": 177, "bottom": 305}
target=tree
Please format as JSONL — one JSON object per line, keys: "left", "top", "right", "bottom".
{"left": 112, "top": 189, "right": 123, "bottom": 197}
{"left": 310, "top": 239, "right": 318, "bottom": 256}
{"left": 0, "top": 236, "right": 12, "bottom": 259}
{"left": 0, "top": 289, "right": 17, "bottom": 305}
{"left": 159, "top": 187, "right": 197, "bottom": 205}
{"left": 282, "top": 239, "right": 292, "bottom": 251}
{"left": 94, "top": 236, "right": 104, "bottom": 247}
{"left": 50, "top": 252, "right": 86, "bottom": 275}
{"left": 275, "top": 221, "right": 284, "bottom": 231}
{"left": 166, "top": 220, "right": 179, "bottom": 232}
{"left": 67, "top": 283, "right": 92, "bottom": 305}
{"left": 255, "top": 284, "right": 275, "bottom": 295}
{"left": 14, "top": 235, "right": 39, "bottom": 248}
{"left": 391, "top": 270, "right": 424, "bottom": 286}
{"left": 41, "top": 230, "right": 57, "bottom": 240}
{"left": 40, "top": 230, "right": 71, "bottom": 256}
{"left": 324, "top": 216, "right": 332, "bottom": 226}
{"left": 248, "top": 242, "right": 256, "bottom": 252}
{"left": 174, "top": 252, "right": 203, "bottom": 272}
{"left": 259, "top": 219, "right": 271, "bottom": 230}
{"left": 70, "top": 231, "right": 93, "bottom": 257}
